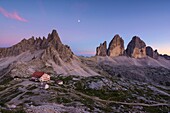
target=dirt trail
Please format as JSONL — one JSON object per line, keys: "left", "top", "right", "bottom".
{"left": 55, "top": 86, "right": 170, "bottom": 107}
{"left": 74, "top": 89, "right": 169, "bottom": 107}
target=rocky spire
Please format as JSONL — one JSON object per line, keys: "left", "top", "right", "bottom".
{"left": 126, "top": 36, "right": 146, "bottom": 58}
{"left": 107, "top": 34, "right": 124, "bottom": 57}
{"left": 47, "top": 29, "right": 62, "bottom": 45}
{"left": 96, "top": 41, "right": 107, "bottom": 56}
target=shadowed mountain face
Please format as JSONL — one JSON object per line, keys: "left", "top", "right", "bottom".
{"left": 126, "top": 36, "right": 146, "bottom": 58}
{"left": 96, "top": 41, "right": 107, "bottom": 56}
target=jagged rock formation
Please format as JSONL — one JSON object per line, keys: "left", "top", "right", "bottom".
{"left": 126, "top": 36, "right": 146, "bottom": 58}
{"left": 0, "top": 30, "right": 73, "bottom": 63}
{"left": 42, "top": 30, "right": 73, "bottom": 64}
{"left": 153, "top": 50, "right": 159, "bottom": 59}
{"left": 96, "top": 41, "right": 107, "bottom": 56}
{"left": 146, "top": 46, "right": 154, "bottom": 58}
{"left": 0, "top": 38, "right": 36, "bottom": 57}
{"left": 107, "top": 34, "right": 124, "bottom": 57}
{"left": 160, "top": 54, "right": 170, "bottom": 60}
{"left": 95, "top": 35, "right": 169, "bottom": 60}
{"left": 146, "top": 46, "right": 159, "bottom": 59}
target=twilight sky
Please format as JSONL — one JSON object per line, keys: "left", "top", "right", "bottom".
{"left": 0, "top": 0, "right": 170, "bottom": 56}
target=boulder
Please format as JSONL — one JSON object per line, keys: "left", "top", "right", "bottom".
{"left": 107, "top": 34, "right": 124, "bottom": 57}
{"left": 126, "top": 36, "right": 146, "bottom": 58}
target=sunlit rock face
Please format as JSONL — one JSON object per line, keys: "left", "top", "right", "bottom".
{"left": 96, "top": 41, "right": 107, "bottom": 56}
{"left": 126, "top": 36, "right": 146, "bottom": 58}
{"left": 107, "top": 34, "right": 124, "bottom": 57}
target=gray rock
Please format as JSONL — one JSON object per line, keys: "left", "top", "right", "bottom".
{"left": 96, "top": 41, "right": 107, "bottom": 56}
{"left": 126, "top": 36, "right": 146, "bottom": 58}
{"left": 153, "top": 50, "right": 159, "bottom": 59}
{"left": 146, "top": 46, "right": 159, "bottom": 59}
{"left": 146, "top": 46, "right": 154, "bottom": 58}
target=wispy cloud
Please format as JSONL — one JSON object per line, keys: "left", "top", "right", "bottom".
{"left": 0, "top": 7, "right": 28, "bottom": 22}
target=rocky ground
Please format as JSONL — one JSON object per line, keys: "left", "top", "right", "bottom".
{"left": 0, "top": 57, "right": 170, "bottom": 113}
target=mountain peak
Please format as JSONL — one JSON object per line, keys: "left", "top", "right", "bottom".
{"left": 52, "top": 29, "right": 57, "bottom": 34}
{"left": 126, "top": 36, "right": 146, "bottom": 58}
{"left": 48, "top": 29, "right": 62, "bottom": 44}
{"left": 132, "top": 36, "right": 140, "bottom": 40}
{"left": 114, "top": 34, "right": 121, "bottom": 38}
{"left": 107, "top": 34, "right": 124, "bottom": 57}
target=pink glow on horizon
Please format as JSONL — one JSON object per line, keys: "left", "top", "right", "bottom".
{"left": 158, "top": 48, "right": 170, "bottom": 55}
{"left": 152, "top": 45, "right": 170, "bottom": 55}
{"left": 0, "top": 7, "right": 28, "bottom": 22}
{"left": 77, "top": 51, "right": 95, "bottom": 55}
{"left": 0, "top": 37, "right": 21, "bottom": 47}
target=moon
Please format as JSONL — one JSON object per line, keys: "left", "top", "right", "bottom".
{"left": 78, "top": 19, "right": 80, "bottom": 23}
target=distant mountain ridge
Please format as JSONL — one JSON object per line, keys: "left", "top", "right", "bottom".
{"left": 0, "top": 30, "right": 73, "bottom": 64}
{"left": 96, "top": 34, "right": 169, "bottom": 60}
{"left": 0, "top": 30, "right": 169, "bottom": 60}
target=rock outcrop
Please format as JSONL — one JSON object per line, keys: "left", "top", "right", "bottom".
{"left": 107, "top": 34, "right": 124, "bottom": 57}
{"left": 146, "top": 46, "right": 154, "bottom": 58}
{"left": 153, "top": 50, "right": 159, "bottom": 59}
{"left": 126, "top": 36, "right": 146, "bottom": 58}
{"left": 160, "top": 54, "right": 170, "bottom": 60}
{"left": 146, "top": 46, "right": 159, "bottom": 59}
{"left": 96, "top": 41, "right": 107, "bottom": 56}
{"left": 0, "top": 30, "right": 74, "bottom": 63}
{"left": 95, "top": 35, "right": 164, "bottom": 59}
{"left": 42, "top": 30, "right": 73, "bottom": 63}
